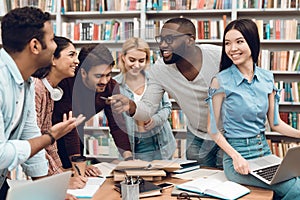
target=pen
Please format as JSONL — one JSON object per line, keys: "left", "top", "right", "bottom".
{"left": 74, "top": 164, "right": 82, "bottom": 176}
{"left": 100, "top": 96, "right": 113, "bottom": 101}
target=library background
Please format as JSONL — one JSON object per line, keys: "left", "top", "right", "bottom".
{"left": 1, "top": 0, "right": 300, "bottom": 173}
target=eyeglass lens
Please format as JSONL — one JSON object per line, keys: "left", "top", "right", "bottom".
{"left": 155, "top": 35, "right": 173, "bottom": 44}
{"left": 155, "top": 34, "right": 192, "bottom": 44}
{"left": 177, "top": 192, "right": 191, "bottom": 199}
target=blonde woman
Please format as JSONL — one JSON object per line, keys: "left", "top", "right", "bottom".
{"left": 113, "top": 37, "right": 176, "bottom": 161}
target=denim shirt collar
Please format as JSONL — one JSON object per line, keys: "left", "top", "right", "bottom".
{"left": 230, "top": 64, "right": 260, "bottom": 86}
{"left": 0, "top": 48, "right": 32, "bottom": 86}
{"left": 114, "top": 70, "right": 148, "bottom": 88}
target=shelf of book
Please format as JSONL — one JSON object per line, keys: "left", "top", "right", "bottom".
{"left": 61, "top": 11, "right": 141, "bottom": 18}
{"left": 145, "top": 9, "right": 232, "bottom": 17}
{"left": 83, "top": 110, "right": 120, "bottom": 161}
{"left": 83, "top": 130, "right": 120, "bottom": 160}
{"left": 236, "top": 8, "right": 300, "bottom": 16}
{"left": 266, "top": 131, "right": 300, "bottom": 159}
{"left": 236, "top": 0, "right": 300, "bottom": 9}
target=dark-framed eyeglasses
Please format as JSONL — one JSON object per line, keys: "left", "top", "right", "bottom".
{"left": 177, "top": 192, "right": 202, "bottom": 199}
{"left": 155, "top": 34, "right": 193, "bottom": 44}
{"left": 177, "top": 192, "right": 191, "bottom": 199}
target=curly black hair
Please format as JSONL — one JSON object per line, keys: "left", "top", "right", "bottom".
{"left": 32, "top": 36, "right": 74, "bottom": 79}
{"left": 1, "top": 6, "right": 51, "bottom": 53}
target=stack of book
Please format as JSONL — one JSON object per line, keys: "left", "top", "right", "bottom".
{"left": 113, "top": 160, "right": 174, "bottom": 182}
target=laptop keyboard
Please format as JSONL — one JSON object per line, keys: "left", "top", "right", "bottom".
{"left": 253, "top": 165, "right": 279, "bottom": 181}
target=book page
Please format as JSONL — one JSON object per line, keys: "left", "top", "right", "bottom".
{"left": 177, "top": 177, "right": 250, "bottom": 199}
{"left": 205, "top": 181, "right": 250, "bottom": 199}
{"left": 93, "top": 162, "right": 116, "bottom": 177}
{"left": 171, "top": 168, "right": 221, "bottom": 180}
{"left": 67, "top": 177, "right": 106, "bottom": 198}
{"left": 208, "top": 170, "right": 228, "bottom": 182}
{"left": 176, "top": 177, "right": 223, "bottom": 193}
{"left": 115, "top": 160, "right": 151, "bottom": 170}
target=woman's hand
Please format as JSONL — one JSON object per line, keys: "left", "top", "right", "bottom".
{"left": 51, "top": 111, "right": 86, "bottom": 140}
{"left": 68, "top": 176, "right": 88, "bottom": 189}
{"left": 65, "top": 193, "right": 78, "bottom": 200}
{"left": 85, "top": 165, "right": 102, "bottom": 177}
{"left": 144, "top": 118, "right": 156, "bottom": 130}
{"left": 232, "top": 154, "right": 250, "bottom": 175}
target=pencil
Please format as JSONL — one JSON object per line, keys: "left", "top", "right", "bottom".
{"left": 74, "top": 164, "right": 82, "bottom": 176}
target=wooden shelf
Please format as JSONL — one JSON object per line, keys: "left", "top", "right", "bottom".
{"left": 85, "top": 154, "right": 118, "bottom": 163}
{"left": 62, "top": 11, "right": 140, "bottom": 19}
{"left": 84, "top": 126, "right": 109, "bottom": 131}
{"left": 273, "top": 71, "right": 300, "bottom": 82}
{"left": 278, "top": 102, "right": 300, "bottom": 112}
{"left": 266, "top": 131, "right": 300, "bottom": 143}
{"left": 173, "top": 129, "right": 187, "bottom": 139}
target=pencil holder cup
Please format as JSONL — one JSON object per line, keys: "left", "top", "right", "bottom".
{"left": 121, "top": 181, "right": 139, "bottom": 200}
{"left": 71, "top": 155, "right": 86, "bottom": 177}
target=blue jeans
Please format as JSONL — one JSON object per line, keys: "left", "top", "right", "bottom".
{"left": 224, "top": 133, "right": 300, "bottom": 200}
{"left": 134, "top": 135, "right": 164, "bottom": 161}
{"left": 186, "top": 129, "right": 223, "bottom": 168}
{"left": 0, "top": 178, "right": 8, "bottom": 200}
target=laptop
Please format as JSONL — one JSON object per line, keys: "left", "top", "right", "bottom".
{"left": 249, "top": 145, "right": 300, "bottom": 185}
{"left": 6, "top": 171, "right": 71, "bottom": 200}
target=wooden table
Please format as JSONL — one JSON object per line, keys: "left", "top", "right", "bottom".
{"left": 88, "top": 176, "right": 273, "bottom": 200}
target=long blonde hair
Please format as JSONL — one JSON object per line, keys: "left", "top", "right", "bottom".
{"left": 118, "top": 37, "right": 151, "bottom": 74}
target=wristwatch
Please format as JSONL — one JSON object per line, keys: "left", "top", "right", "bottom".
{"left": 124, "top": 156, "right": 133, "bottom": 161}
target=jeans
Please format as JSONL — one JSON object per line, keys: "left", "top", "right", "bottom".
{"left": 0, "top": 178, "right": 9, "bottom": 200}
{"left": 134, "top": 135, "right": 164, "bottom": 161}
{"left": 186, "top": 129, "right": 223, "bottom": 168}
{"left": 224, "top": 133, "right": 300, "bottom": 200}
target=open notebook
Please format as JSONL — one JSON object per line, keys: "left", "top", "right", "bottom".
{"left": 249, "top": 145, "right": 300, "bottom": 185}
{"left": 6, "top": 171, "right": 71, "bottom": 200}
{"left": 176, "top": 171, "right": 250, "bottom": 199}
{"left": 67, "top": 176, "right": 106, "bottom": 198}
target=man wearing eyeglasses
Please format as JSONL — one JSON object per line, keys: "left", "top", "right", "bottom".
{"left": 111, "top": 17, "right": 223, "bottom": 168}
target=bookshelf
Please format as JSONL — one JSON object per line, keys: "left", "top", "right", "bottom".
{"left": 1, "top": 0, "right": 300, "bottom": 160}
{"left": 83, "top": 111, "right": 120, "bottom": 161}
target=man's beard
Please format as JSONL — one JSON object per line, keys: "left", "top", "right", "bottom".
{"left": 95, "top": 84, "right": 106, "bottom": 93}
{"left": 160, "top": 45, "right": 186, "bottom": 65}
{"left": 31, "top": 64, "right": 52, "bottom": 78}
{"left": 162, "top": 52, "right": 183, "bottom": 64}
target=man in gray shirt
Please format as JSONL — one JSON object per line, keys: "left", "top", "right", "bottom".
{"left": 112, "top": 17, "right": 223, "bottom": 168}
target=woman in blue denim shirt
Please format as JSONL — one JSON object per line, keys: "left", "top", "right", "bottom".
{"left": 207, "top": 19, "right": 300, "bottom": 199}
{"left": 113, "top": 37, "right": 176, "bottom": 161}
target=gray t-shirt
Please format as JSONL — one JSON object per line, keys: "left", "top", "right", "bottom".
{"left": 134, "top": 44, "right": 222, "bottom": 140}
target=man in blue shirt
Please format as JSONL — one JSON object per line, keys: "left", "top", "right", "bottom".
{"left": 0, "top": 7, "right": 85, "bottom": 199}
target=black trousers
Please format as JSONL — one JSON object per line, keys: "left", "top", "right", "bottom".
{"left": 0, "top": 179, "right": 9, "bottom": 200}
